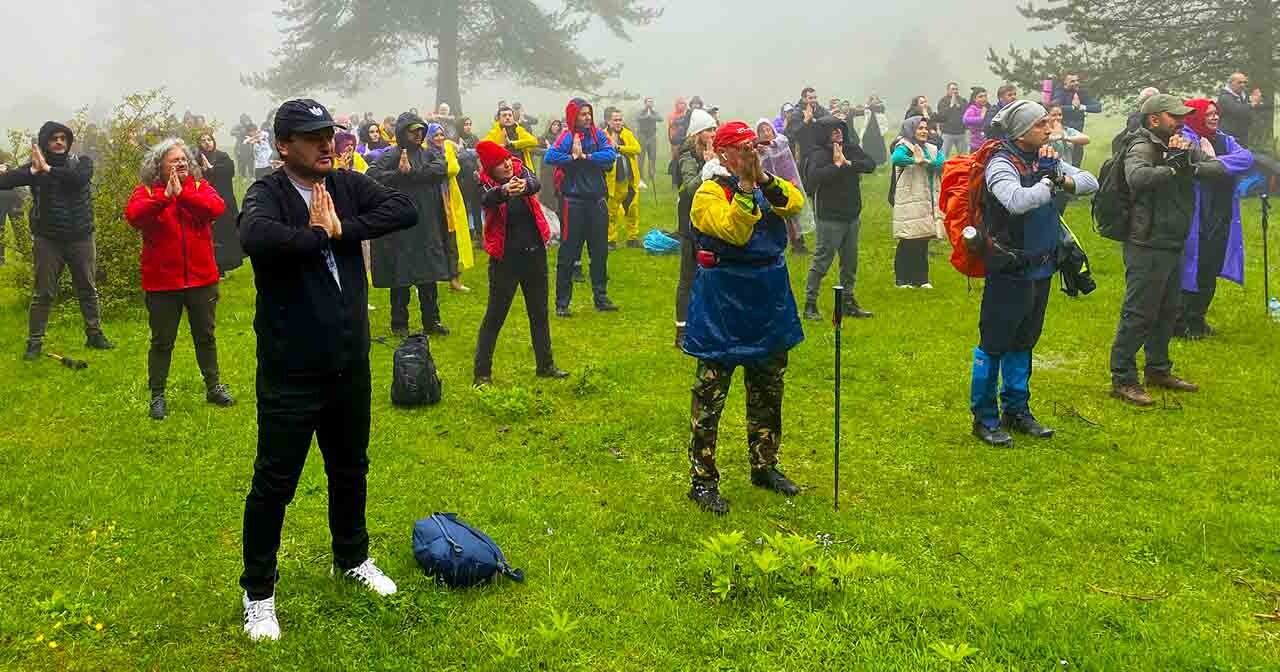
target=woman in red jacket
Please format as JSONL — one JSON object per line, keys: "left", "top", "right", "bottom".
{"left": 125, "top": 138, "right": 233, "bottom": 420}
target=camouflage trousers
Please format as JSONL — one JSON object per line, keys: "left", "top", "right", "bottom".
{"left": 688, "top": 352, "right": 788, "bottom": 486}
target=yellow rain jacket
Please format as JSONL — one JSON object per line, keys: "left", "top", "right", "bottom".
{"left": 484, "top": 122, "right": 540, "bottom": 174}
{"left": 443, "top": 140, "right": 474, "bottom": 270}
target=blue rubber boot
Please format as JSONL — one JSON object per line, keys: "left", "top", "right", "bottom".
{"left": 1000, "top": 351, "right": 1054, "bottom": 438}
{"left": 970, "top": 347, "right": 1010, "bottom": 446}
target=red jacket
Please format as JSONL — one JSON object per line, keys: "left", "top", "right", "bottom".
{"left": 124, "top": 176, "right": 225, "bottom": 292}
{"left": 478, "top": 159, "right": 550, "bottom": 260}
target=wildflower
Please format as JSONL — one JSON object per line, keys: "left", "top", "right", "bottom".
{"left": 84, "top": 615, "right": 93, "bottom": 625}
{"left": 53, "top": 622, "right": 63, "bottom": 630}
{"left": 48, "top": 641, "right": 58, "bottom": 649}
{"left": 35, "top": 633, "right": 44, "bottom": 642}
{"left": 95, "top": 623, "right": 104, "bottom": 632}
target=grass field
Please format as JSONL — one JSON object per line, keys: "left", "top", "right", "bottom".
{"left": 3, "top": 121, "right": 1280, "bottom": 671}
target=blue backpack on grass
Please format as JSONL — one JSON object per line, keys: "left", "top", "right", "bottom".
{"left": 412, "top": 513, "right": 525, "bottom": 588}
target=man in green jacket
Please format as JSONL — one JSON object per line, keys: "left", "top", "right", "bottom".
{"left": 1110, "top": 95, "right": 1226, "bottom": 406}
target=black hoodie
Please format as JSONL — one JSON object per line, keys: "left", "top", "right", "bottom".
{"left": 0, "top": 121, "right": 95, "bottom": 241}
{"left": 805, "top": 117, "right": 876, "bottom": 221}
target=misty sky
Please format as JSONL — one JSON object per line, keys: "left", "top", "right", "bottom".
{"left": 3, "top": 0, "right": 1044, "bottom": 137}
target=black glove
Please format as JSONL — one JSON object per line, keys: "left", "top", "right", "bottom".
{"left": 1166, "top": 149, "right": 1192, "bottom": 175}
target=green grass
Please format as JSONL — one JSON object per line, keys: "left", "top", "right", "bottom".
{"left": 3, "top": 121, "right": 1280, "bottom": 670}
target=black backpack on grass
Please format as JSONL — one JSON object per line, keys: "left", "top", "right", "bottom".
{"left": 391, "top": 335, "right": 442, "bottom": 407}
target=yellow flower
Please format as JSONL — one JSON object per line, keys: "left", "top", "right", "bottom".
{"left": 84, "top": 615, "right": 93, "bottom": 624}
{"left": 95, "top": 623, "right": 104, "bottom": 632}
{"left": 35, "top": 633, "right": 44, "bottom": 642}
{"left": 48, "top": 641, "right": 58, "bottom": 649}
{"left": 53, "top": 622, "right": 63, "bottom": 630}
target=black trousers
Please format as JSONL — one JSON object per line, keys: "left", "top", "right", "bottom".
{"left": 675, "top": 195, "right": 697, "bottom": 325}
{"left": 390, "top": 283, "right": 440, "bottom": 331}
{"left": 979, "top": 273, "right": 1052, "bottom": 356}
{"left": 1181, "top": 215, "right": 1230, "bottom": 327}
{"left": 241, "top": 365, "right": 372, "bottom": 600}
{"left": 1110, "top": 243, "right": 1181, "bottom": 385}
{"left": 556, "top": 196, "right": 609, "bottom": 309}
{"left": 894, "top": 238, "right": 931, "bottom": 287}
{"left": 638, "top": 135, "right": 658, "bottom": 183}
{"left": 145, "top": 283, "right": 220, "bottom": 396}
{"left": 474, "top": 247, "right": 553, "bottom": 377}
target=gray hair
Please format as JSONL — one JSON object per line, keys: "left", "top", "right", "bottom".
{"left": 140, "top": 137, "right": 200, "bottom": 185}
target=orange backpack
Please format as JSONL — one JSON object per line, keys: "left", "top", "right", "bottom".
{"left": 938, "top": 140, "right": 1006, "bottom": 278}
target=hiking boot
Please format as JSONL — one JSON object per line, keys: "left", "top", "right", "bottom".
{"left": 1002, "top": 413, "right": 1054, "bottom": 439}
{"left": 85, "top": 333, "right": 114, "bottom": 350}
{"left": 594, "top": 298, "right": 619, "bottom": 312}
{"left": 674, "top": 325, "right": 686, "bottom": 349}
{"left": 556, "top": 306, "right": 573, "bottom": 318}
{"left": 972, "top": 421, "right": 1013, "bottom": 447}
{"left": 473, "top": 375, "right": 492, "bottom": 389}
{"left": 688, "top": 483, "right": 729, "bottom": 515}
{"left": 1145, "top": 370, "right": 1198, "bottom": 393}
{"left": 206, "top": 383, "right": 236, "bottom": 407}
{"left": 536, "top": 366, "right": 569, "bottom": 379}
{"left": 750, "top": 467, "right": 800, "bottom": 496}
{"left": 803, "top": 303, "right": 821, "bottom": 321}
{"left": 843, "top": 297, "right": 873, "bottom": 319}
{"left": 242, "top": 593, "right": 281, "bottom": 642}
{"left": 390, "top": 326, "right": 409, "bottom": 339}
{"left": 23, "top": 341, "right": 41, "bottom": 361}
{"left": 608, "top": 242, "right": 618, "bottom": 252}
{"left": 425, "top": 322, "right": 450, "bottom": 337}
{"left": 149, "top": 395, "right": 167, "bottom": 421}
{"left": 1112, "top": 383, "right": 1155, "bottom": 407}
{"left": 626, "top": 240, "right": 642, "bottom": 249}
{"left": 333, "top": 558, "right": 397, "bottom": 596}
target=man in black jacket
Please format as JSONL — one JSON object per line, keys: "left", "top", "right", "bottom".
{"left": 236, "top": 99, "right": 416, "bottom": 642}
{"left": 802, "top": 116, "right": 877, "bottom": 320}
{"left": 1051, "top": 74, "right": 1102, "bottom": 166}
{"left": 936, "top": 82, "right": 968, "bottom": 157}
{"left": 1218, "top": 73, "right": 1261, "bottom": 147}
{"left": 0, "top": 121, "right": 113, "bottom": 359}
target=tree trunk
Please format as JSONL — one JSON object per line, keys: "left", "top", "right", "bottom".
{"left": 1246, "top": 0, "right": 1275, "bottom": 151}
{"left": 435, "top": 0, "right": 462, "bottom": 116}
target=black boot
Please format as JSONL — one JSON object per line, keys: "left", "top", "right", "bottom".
{"left": 206, "top": 383, "right": 236, "bottom": 407}
{"left": 843, "top": 296, "right": 873, "bottom": 319}
{"left": 803, "top": 302, "right": 821, "bottom": 321}
{"left": 750, "top": 467, "right": 800, "bottom": 496}
{"left": 149, "top": 394, "right": 167, "bottom": 421}
{"left": 1002, "top": 413, "right": 1054, "bottom": 438}
{"left": 425, "top": 322, "right": 450, "bottom": 337}
{"left": 85, "top": 333, "right": 115, "bottom": 350}
{"left": 391, "top": 326, "right": 409, "bottom": 339}
{"left": 536, "top": 365, "right": 569, "bottom": 379}
{"left": 594, "top": 297, "right": 619, "bottom": 312}
{"left": 688, "top": 482, "right": 729, "bottom": 514}
{"left": 23, "top": 340, "right": 41, "bottom": 361}
{"left": 972, "top": 421, "right": 1013, "bottom": 447}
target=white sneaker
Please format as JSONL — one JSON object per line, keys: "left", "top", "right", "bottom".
{"left": 638, "top": 180, "right": 648, "bottom": 190}
{"left": 920, "top": 283, "right": 934, "bottom": 289}
{"left": 242, "top": 592, "right": 281, "bottom": 641}
{"left": 334, "top": 558, "right": 397, "bottom": 596}
{"left": 896, "top": 284, "right": 915, "bottom": 289}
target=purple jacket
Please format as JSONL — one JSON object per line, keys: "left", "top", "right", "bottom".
{"left": 1181, "top": 126, "right": 1254, "bottom": 291}
{"left": 963, "top": 104, "right": 989, "bottom": 151}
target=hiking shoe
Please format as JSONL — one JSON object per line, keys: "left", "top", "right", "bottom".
{"left": 334, "top": 558, "right": 397, "bottom": 596}
{"left": 1002, "top": 413, "right": 1054, "bottom": 439}
{"left": 23, "top": 341, "right": 41, "bottom": 361}
{"left": 972, "top": 421, "right": 1013, "bottom": 447}
{"left": 595, "top": 298, "right": 619, "bottom": 312}
{"left": 626, "top": 240, "right": 642, "bottom": 249}
{"left": 426, "top": 322, "right": 450, "bottom": 337}
{"left": 473, "top": 375, "right": 492, "bottom": 388}
{"left": 674, "top": 325, "right": 686, "bottom": 349}
{"left": 556, "top": 306, "right": 573, "bottom": 318}
{"left": 85, "top": 333, "right": 114, "bottom": 350}
{"left": 1145, "top": 370, "right": 1199, "bottom": 393}
{"left": 536, "top": 366, "right": 570, "bottom": 379}
{"left": 843, "top": 298, "right": 873, "bottom": 318}
{"left": 750, "top": 467, "right": 800, "bottom": 496}
{"left": 1112, "top": 383, "right": 1155, "bottom": 406}
{"left": 688, "top": 483, "right": 729, "bottom": 515}
{"left": 149, "top": 395, "right": 167, "bottom": 421}
{"left": 608, "top": 242, "right": 619, "bottom": 252}
{"left": 242, "top": 593, "right": 281, "bottom": 642}
{"left": 390, "top": 326, "right": 409, "bottom": 339}
{"left": 803, "top": 303, "right": 821, "bottom": 321}
{"left": 206, "top": 384, "right": 236, "bottom": 407}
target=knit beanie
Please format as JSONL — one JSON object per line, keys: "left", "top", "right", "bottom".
{"left": 475, "top": 140, "right": 512, "bottom": 175}
{"left": 687, "top": 109, "right": 717, "bottom": 137}
{"left": 991, "top": 100, "right": 1048, "bottom": 141}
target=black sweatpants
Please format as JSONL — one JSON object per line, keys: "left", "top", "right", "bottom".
{"left": 474, "top": 247, "right": 553, "bottom": 377}
{"left": 241, "top": 365, "right": 372, "bottom": 600}
{"left": 556, "top": 195, "right": 609, "bottom": 309}
{"left": 390, "top": 283, "right": 440, "bottom": 331}
{"left": 145, "top": 282, "right": 220, "bottom": 397}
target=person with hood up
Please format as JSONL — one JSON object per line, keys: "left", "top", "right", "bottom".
{"left": 196, "top": 131, "right": 244, "bottom": 276}
{"left": 802, "top": 115, "right": 877, "bottom": 320}
{"left": 334, "top": 131, "right": 369, "bottom": 173}
{"left": 544, "top": 97, "right": 620, "bottom": 316}
{"left": 673, "top": 109, "right": 719, "bottom": 348}
{"left": 969, "top": 101, "right": 1098, "bottom": 447}
{"left": 125, "top": 138, "right": 234, "bottom": 420}
{"left": 429, "top": 123, "right": 475, "bottom": 292}
{"left": 367, "top": 113, "right": 454, "bottom": 337}
{"left": 356, "top": 123, "right": 392, "bottom": 162}
{"left": 755, "top": 118, "right": 810, "bottom": 254}
{"left": 889, "top": 117, "right": 945, "bottom": 288}
{"left": 603, "top": 107, "right": 642, "bottom": 249}
{"left": 1173, "top": 98, "right": 1254, "bottom": 340}
{"left": 0, "top": 121, "right": 114, "bottom": 360}
{"left": 860, "top": 96, "right": 888, "bottom": 167}
{"left": 684, "top": 121, "right": 807, "bottom": 514}
{"left": 471, "top": 140, "right": 568, "bottom": 387}
{"left": 485, "top": 106, "right": 540, "bottom": 175}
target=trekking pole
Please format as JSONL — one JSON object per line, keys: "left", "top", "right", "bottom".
{"left": 832, "top": 285, "right": 844, "bottom": 511}
{"left": 1262, "top": 191, "right": 1271, "bottom": 316}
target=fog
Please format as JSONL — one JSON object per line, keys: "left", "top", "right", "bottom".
{"left": 2, "top": 0, "right": 1044, "bottom": 138}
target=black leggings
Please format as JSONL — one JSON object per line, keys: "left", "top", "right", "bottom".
{"left": 474, "top": 248, "right": 553, "bottom": 377}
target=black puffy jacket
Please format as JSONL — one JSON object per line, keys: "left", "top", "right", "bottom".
{"left": 0, "top": 122, "right": 95, "bottom": 241}
{"left": 805, "top": 117, "right": 876, "bottom": 221}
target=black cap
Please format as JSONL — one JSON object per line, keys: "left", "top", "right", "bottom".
{"left": 273, "top": 99, "right": 346, "bottom": 138}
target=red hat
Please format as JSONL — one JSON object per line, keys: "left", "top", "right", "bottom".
{"left": 713, "top": 121, "right": 756, "bottom": 150}
{"left": 1182, "top": 98, "right": 1217, "bottom": 139}
{"left": 475, "top": 140, "right": 512, "bottom": 174}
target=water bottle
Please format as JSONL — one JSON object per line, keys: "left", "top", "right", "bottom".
{"left": 1269, "top": 297, "right": 1280, "bottom": 322}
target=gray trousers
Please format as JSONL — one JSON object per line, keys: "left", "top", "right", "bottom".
{"left": 942, "top": 133, "right": 968, "bottom": 157}
{"left": 29, "top": 234, "right": 103, "bottom": 343}
{"left": 1110, "top": 243, "right": 1181, "bottom": 385}
{"left": 805, "top": 216, "right": 860, "bottom": 305}
{"left": 146, "top": 283, "right": 220, "bottom": 396}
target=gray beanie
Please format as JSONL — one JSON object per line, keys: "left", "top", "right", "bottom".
{"left": 992, "top": 100, "right": 1048, "bottom": 141}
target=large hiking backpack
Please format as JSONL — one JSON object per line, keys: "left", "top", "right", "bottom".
{"left": 1092, "top": 138, "right": 1138, "bottom": 242}
{"left": 938, "top": 140, "right": 1007, "bottom": 277}
{"left": 391, "top": 334, "right": 442, "bottom": 407}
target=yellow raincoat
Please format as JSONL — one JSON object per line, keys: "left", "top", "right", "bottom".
{"left": 443, "top": 140, "right": 474, "bottom": 270}
{"left": 606, "top": 127, "right": 642, "bottom": 243}
{"left": 483, "top": 122, "right": 540, "bottom": 174}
